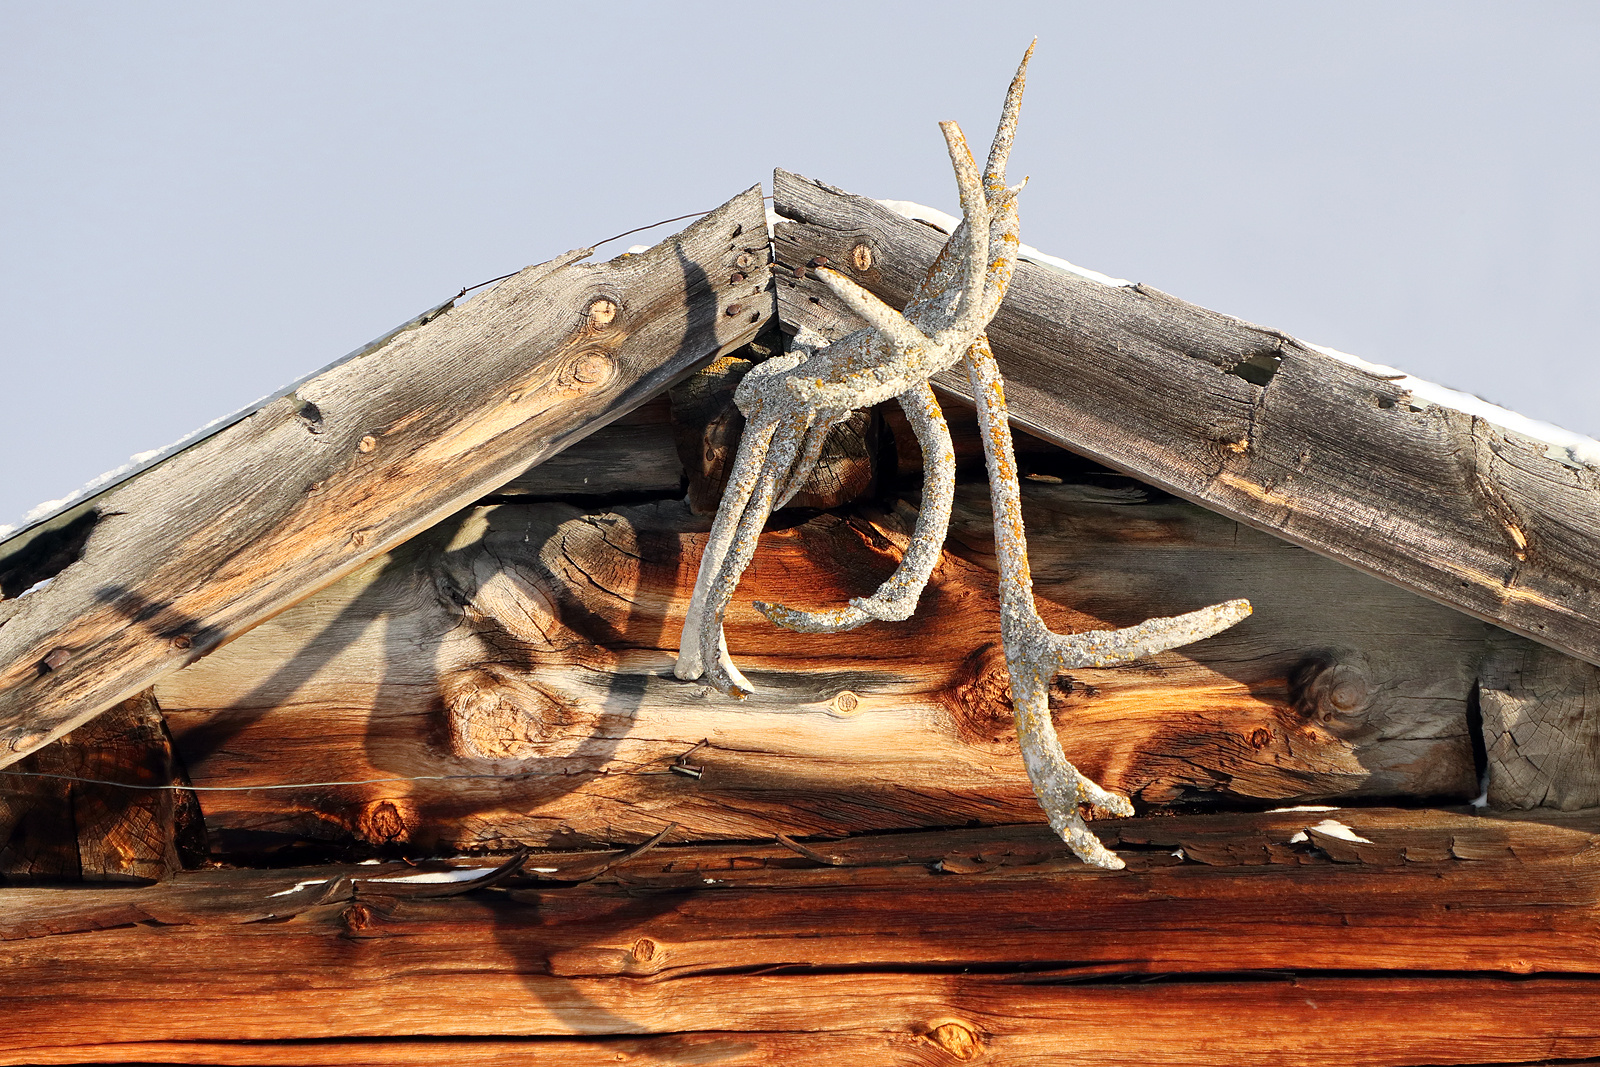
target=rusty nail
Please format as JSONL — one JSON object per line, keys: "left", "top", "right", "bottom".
{"left": 729, "top": 271, "right": 746, "bottom": 284}
{"left": 724, "top": 303, "right": 744, "bottom": 317}
{"left": 809, "top": 255, "right": 829, "bottom": 268}
{"left": 171, "top": 635, "right": 192, "bottom": 650}
{"left": 41, "top": 648, "right": 72, "bottom": 671}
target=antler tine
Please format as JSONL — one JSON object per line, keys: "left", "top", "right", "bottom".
{"left": 757, "top": 379, "right": 957, "bottom": 633}
{"left": 696, "top": 413, "right": 810, "bottom": 697}
{"left": 938, "top": 121, "right": 993, "bottom": 337}
{"left": 985, "top": 38, "right": 1035, "bottom": 190}
{"left": 1049, "top": 600, "right": 1254, "bottom": 671}
{"left": 813, "top": 268, "right": 930, "bottom": 363}
{"left": 675, "top": 415, "right": 781, "bottom": 683}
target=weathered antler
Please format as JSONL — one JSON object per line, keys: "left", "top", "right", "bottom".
{"left": 676, "top": 42, "right": 1251, "bottom": 867}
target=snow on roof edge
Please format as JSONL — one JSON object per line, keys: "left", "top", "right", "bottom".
{"left": 878, "top": 198, "right": 1600, "bottom": 471}
{"left": 876, "top": 199, "right": 1132, "bottom": 288}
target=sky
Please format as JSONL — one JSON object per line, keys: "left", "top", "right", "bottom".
{"left": 3, "top": 2, "right": 1597, "bottom": 530}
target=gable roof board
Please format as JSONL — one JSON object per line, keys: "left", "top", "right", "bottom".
{"left": 773, "top": 168, "right": 1600, "bottom": 668}
{"left": 0, "top": 186, "right": 772, "bottom": 767}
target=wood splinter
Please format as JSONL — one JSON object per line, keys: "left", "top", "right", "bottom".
{"left": 674, "top": 42, "right": 1251, "bottom": 868}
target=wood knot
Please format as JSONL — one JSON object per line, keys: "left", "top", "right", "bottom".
{"left": 1248, "top": 727, "right": 1273, "bottom": 749}
{"left": 357, "top": 435, "right": 377, "bottom": 453}
{"left": 442, "top": 666, "right": 570, "bottom": 761}
{"left": 830, "top": 690, "right": 861, "bottom": 716}
{"left": 926, "top": 1021, "right": 982, "bottom": 1060}
{"left": 941, "top": 644, "right": 1016, "bottom": 745}
{"left": 1289, "top": 653, "right": 1376, "bottom": 727}
{"left": 630, "top": 937, "right": 659, "bottom": 963}
{"left": 356, "top": 799, "right": 413, "bottom": 846}
{"left": 8, "top": 730, "right": 49, "bottom": 753}
{"left": 850, "top": 243, "right": 874, "bottom": 272}
{"left": 341, "top": 902, "right": 376, "bottom": 935}
{"left": 560, "top": 350, "right": 614, "bottom": 396}
{"left": 585, "top": 298, "right": 618, "bottom": 330}
{"left": 734, "top": 252, "right": 755, "bottom": 270}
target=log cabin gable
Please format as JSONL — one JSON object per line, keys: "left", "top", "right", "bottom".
{"left": 0, "top": 172, "right": 1595, "bottom": 819}
{"left": 2, "top": 171, "right": 1600, "bottom": 1063}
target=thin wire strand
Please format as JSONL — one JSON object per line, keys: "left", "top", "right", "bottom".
{"left": 454, "top": 196, "right": 775, "bottom": 300}
{"left": 0, "top": 769, "right": 597, "bottom": 793}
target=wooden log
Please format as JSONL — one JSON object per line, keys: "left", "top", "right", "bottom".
{"left": 0, "top": 811, "right": 1598, "bottom": 1064}
{"left": 669, "top": 336, "right": 879, "bottom": 515}
{"left": 153, "top": 449, "right": 1480, "bottom": 854}
{"left": 0, "top": 186, "right": 774, "bottom": 767}
{"left": 489, "top": 394, "right": 683, "bottom": 499}
{"left": 1480, "top": 628, "right": 1600, "bottom": 809}
{"left": 772, "top": 169, "right": 1600, "bottom": 668}
{"left": 0, "top": 689, "right": 192, "bottom": 882}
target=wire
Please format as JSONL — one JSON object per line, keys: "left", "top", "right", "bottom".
{"left": 0, "top": 769, "right": 585, "bottom": 793}
{"left": 454, "top": 196, "right": 774, "bottom": 301}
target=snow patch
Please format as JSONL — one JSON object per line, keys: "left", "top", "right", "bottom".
{"left": 267, "top": 878, "right": 328, "bottom": 898}
{"left": 363, "top": 867, "right": 501, "bottom": 884}
{"left": 1304, "top": 342, "right": 1600, "bottom": 468}
{"left": 16, "top": 577, "right": 54, "bottom": 599}
{"left": 1266, "top": 805, "right": 1340, "bottom": 813}
{"left": 1288, "top": 819, "right": 1373, "bottom": 845}
{"left": 876, "top": 200, "right": 1133, "bottom": 288}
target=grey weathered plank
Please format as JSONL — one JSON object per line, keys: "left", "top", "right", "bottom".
{"left": 772, "top": 169, "right": 1600, "bottom": 667}
{"left": 1480, "top": 629, "right": 1600, "bottom": 809}
{"left": 490, "top": 394, "right": 684, "bottom": 499}
{"left": 0, "top": 186, "right": 773, "bottom": 767}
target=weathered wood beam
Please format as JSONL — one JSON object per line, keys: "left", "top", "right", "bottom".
{"left": 773, "top": 170, "right": 1600, "bottom": 667}
{"left": 0, "top": 187, "right": 773, "bottom": 768}
{"left": 1, "top": 811, "right": 1597, "bottom": 1064}
{"left": 152, "top": 447, "right": 1482, "bottom": 855}
{"left": 489, "top": 394, "right": 684, "bottom": 499}
{"left": 1480, "top": 629, "right": 1600, "bottom": 809}
{"left": 0, "top": 688, "right": 198, "bottom": 882}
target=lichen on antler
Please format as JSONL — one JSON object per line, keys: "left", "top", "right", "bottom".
{"left": 675, "top": 42, "right": 1251, "bottom": 868}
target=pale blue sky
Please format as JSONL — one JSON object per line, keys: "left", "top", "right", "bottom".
{"left": 3, "top": 2, "right": 1596, "bottom": 527}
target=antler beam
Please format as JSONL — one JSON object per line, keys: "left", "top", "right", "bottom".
{"left": 676, "top": 43, "right": 1252, "bottom": 868}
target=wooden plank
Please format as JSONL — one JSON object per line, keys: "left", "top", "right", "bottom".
{"left": 1480, "top": 628, "right": 1600, "bottom": 809}
{"left": 488, "top": 394, "right": 684, "bottom": 499}
{"left": 0, "top": 689, "right": 194, "bottom": 882}
{"left": 0, "top": 812, "right": 1598, "bottom": 1063}
{"left": 0, "top": 186, "right": 773, "bottom": 768}
{"left": 772, "top": 169, "right": 1600, "bottom": 667}
{"left": 4, "top": 984, "right": 1599, "bottom": 1066}
{"left": 152, "top": 450, "right": 1481, "bottom": 855}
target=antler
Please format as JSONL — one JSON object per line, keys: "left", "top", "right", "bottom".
{"left": 675, "top": 41, "right": 1252, "bottom": 868}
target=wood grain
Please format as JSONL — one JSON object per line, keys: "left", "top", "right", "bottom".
{"left": 0, "top": 186, "right": 773, "bottom": 768}
{"left": 490, "top": 394, "right": 683, "bottom": 499}
{"left": 1480, "top": 628, "right": 1600, "bottom": 809}
{"left": 0, "top": 689, "right": 192, "bottom": 882}
{"left": 772, "top": 169, "right": 1600, "bottom": 668}
{"left": 1, "top": 810, "right": 1597, "bottom": 1064}
{"left": 153, "top": 435, "right": 1482, "bottom": 855}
